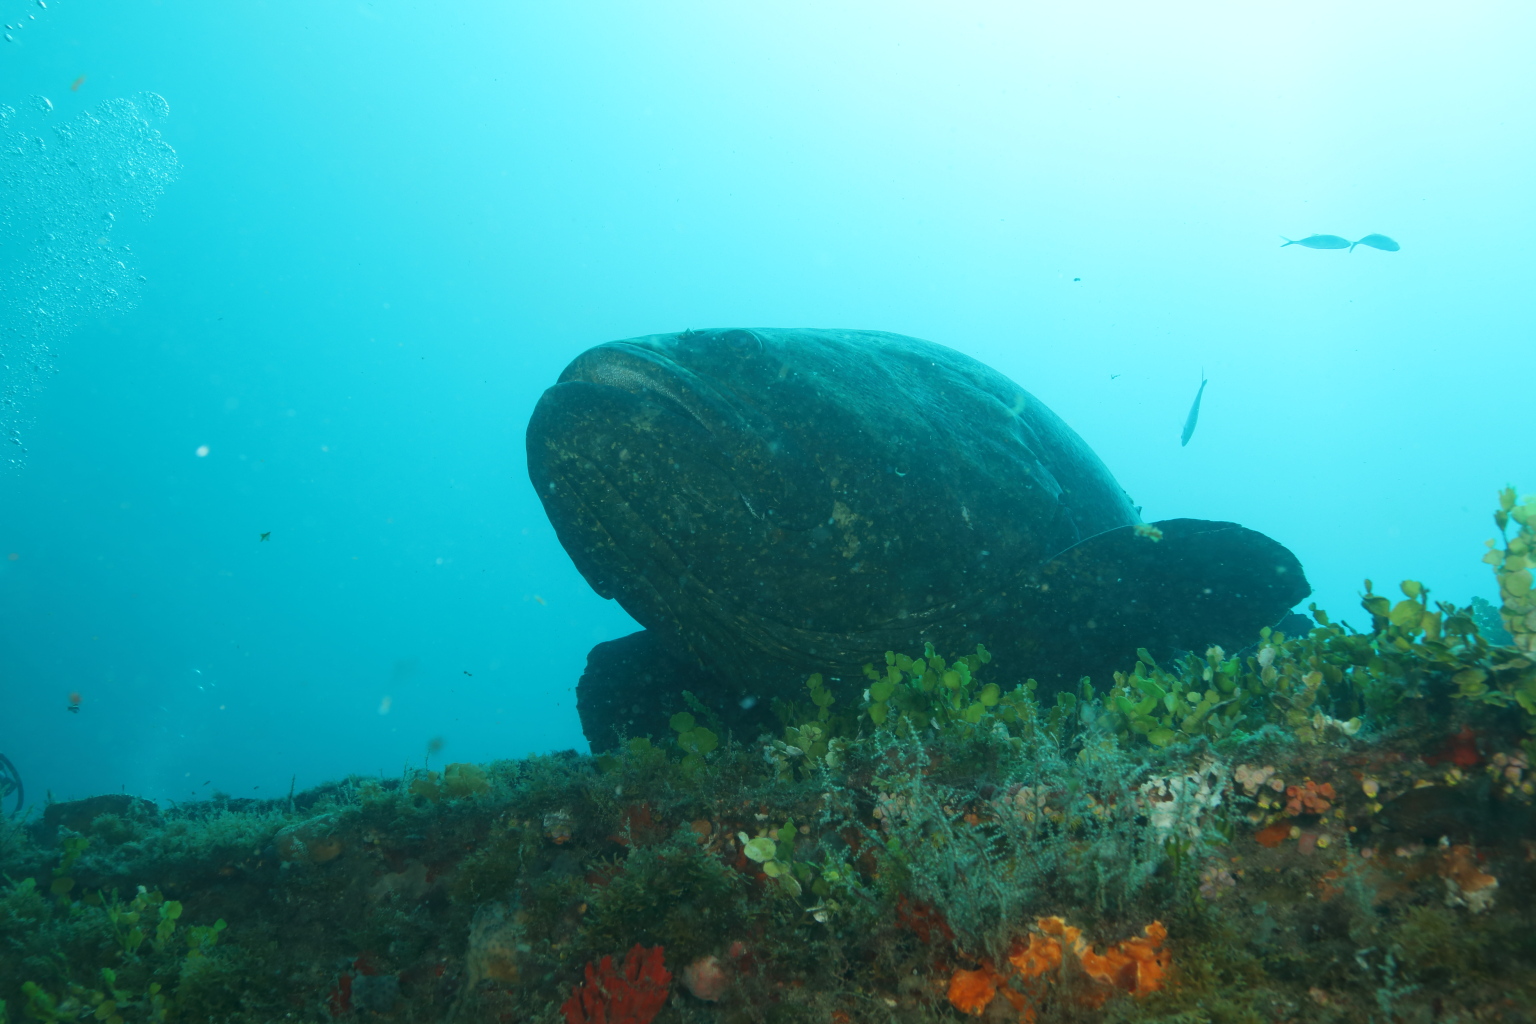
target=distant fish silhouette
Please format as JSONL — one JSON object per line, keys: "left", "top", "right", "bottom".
{"left": 0, "top": 752, "right": 21, "bottom": 814}
{"left": 1350, "top": 233, "right": 1400, "bottom": 252}
{"left": 1280, "top": 234, "right": 1351, "bottom": 249}
{"left": 1181, "top": 375, "right": 1207, "bottom": 447}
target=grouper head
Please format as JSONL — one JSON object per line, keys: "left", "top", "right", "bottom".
{"left": 527, "top": 328, "right": 1308, "bottom": 693}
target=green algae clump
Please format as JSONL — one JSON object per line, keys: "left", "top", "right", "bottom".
{"left": 1488, "top": 486, "right": 1536, "bottom": 653}
{"left": 1094, "top": 490, "right": 1536, "bottom": 756}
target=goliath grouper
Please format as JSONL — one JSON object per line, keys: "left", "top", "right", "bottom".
{"left": 527, "top": 328, "right": 1309, "bottom": 749}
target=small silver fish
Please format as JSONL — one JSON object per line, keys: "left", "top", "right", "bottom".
{"left": 1280, "top": 234, "right": 1352, "bottom": 249}
{"left": 1350, "top": 233, "right": 1400, "bottom": 252}
{"left": 1181, "top": 375, "right": 1207, "bottom": 447}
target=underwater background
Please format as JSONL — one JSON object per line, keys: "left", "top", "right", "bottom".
{"left": 1, "top": 0, "right": 1532, "bottom": 805}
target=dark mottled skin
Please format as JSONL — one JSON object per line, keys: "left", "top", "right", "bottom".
{"left": 527, "top": 328, "right": 1309, "bottom": 749}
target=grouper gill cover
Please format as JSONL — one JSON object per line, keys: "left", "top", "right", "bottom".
{"left": 528, "top": 328, "right": 1308, "bottom": 747}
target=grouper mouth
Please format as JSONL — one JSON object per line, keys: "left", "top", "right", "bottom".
{"left": 526, "top": 333, "right": 828, "bottom": 662}
{"left": 554, "top": 335, "right": 824, "bottom": 530}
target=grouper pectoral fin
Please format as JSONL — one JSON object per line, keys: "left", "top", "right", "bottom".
{"left": 577, "top": 630, "right": 713, "bottom": 753}
{"left": 575, "top": 629, "right": 785, "bottom": 753}
{"left": 1029, "top": 518, "right": 1311, "bottom": 680}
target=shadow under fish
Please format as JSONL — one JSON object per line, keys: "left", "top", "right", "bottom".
{"left": 527, "top": 328, "right": 1311, "bottom": 750}
{"left": 1372, "top": 778, "right": 1535, "bottom": 847}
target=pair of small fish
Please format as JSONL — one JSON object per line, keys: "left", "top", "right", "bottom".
{"left": 1175, "top": 231, "right": 1395, "bottom": 447}
{"left": 1282, "top": 233, "right": 1400, "bottom": 252}
{"left": 1188, "top": 229, "right": 1396, "bottom": 443}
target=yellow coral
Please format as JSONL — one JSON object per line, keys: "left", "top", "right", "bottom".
{"left": 1441, "top": 844, "right": 1498, "bottom": 913}
{"left": 1077, "top": 921, "right": 1171, "bottom": 999}
{"left": 949, "top": 917, "right": 1169, "bottom": 1018}
{"left": 946, "top": 966, "right": 997, "bottom": 1016}
{"left": 1007, "top": 932, "right": 1064, "bottom": 979}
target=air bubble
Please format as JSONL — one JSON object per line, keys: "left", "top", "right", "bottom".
{"left": 1, "top": 94, "right": 181, "bottom": 465}
{"left": 134, "top": 92, "right": 171, "bottom": 121}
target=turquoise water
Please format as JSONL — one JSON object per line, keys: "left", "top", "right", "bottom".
{"left": 1, "top": 1, "right": 1531, "bottom": 804}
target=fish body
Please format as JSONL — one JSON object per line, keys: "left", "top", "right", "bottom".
{"left": 1181, "top": 377, "right": 1207, "bottom": 447}
{"left": 1280, "top": 234, "right": 1351, "bottom": 249}
{"left": 1350, "top": 233, "right": 1400, "bottom": 252}
{"left": 529, "top": 329, "right": 1310, "bottom": 749}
